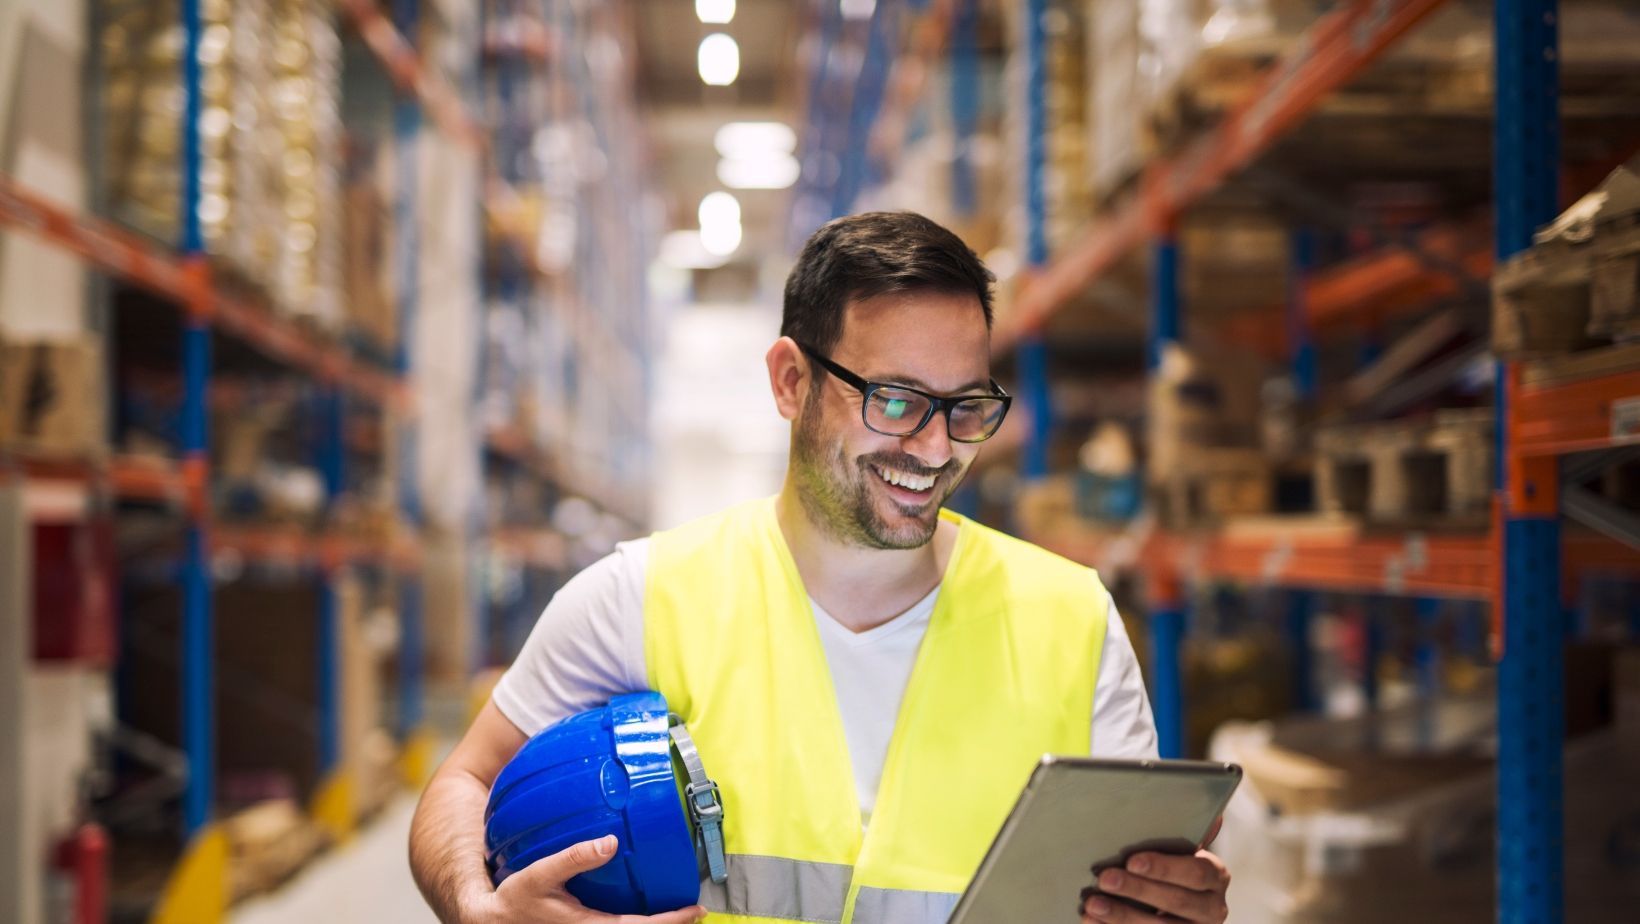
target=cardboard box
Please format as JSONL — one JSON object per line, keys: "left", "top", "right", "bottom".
{"left": 0, "top": 338, "right": 105, "bottom": 457}
{"left": 422, "top": 526, "right": 474, "bottom": 686}
{"left": 0, "top": 0, "right": 88, "bottom": 340}
{"left": 342, "top": 174, "right": 398, "bottom": 351}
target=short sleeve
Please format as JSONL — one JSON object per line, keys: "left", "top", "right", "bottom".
{"left": 489, "top": 539, "right": 652, "bottom": 737}
{"left": 1089, "top": 589, "right": 1160, "bottom": 759}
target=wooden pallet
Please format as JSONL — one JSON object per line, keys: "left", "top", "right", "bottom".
{"left": 1495, "top": 213, "right": 1640, "bottom": 358}
{"left": 1151, "top": 446, "right": 1313, "bottom": 528}
{"left": 1146, "top": 0, "right": 1640, "bottom": 157}
{"left": 1143, "top": 13, "right": 1496, "bottom": 157}
{"left": 1314, "top": 409, "right": 1493, "bottom": 523}
{"left": 223, "top": 799, "right": 329, "bottom": 902}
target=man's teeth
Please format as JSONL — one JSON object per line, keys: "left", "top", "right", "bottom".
{"left": 873, "top": 464, "right": 935, "bottom": 492}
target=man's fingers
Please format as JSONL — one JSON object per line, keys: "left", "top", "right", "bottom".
{"left": 1125, "top": 850, "right": 1229, "bottom": 893}
{"left": 1097, "top": 865, "right": 1227, "bottom": 922}
{"left": 1079, "top": 894, "right": 1168, "bottom": 924}
{"left": 512, "top": 834, "right": 620, "bottom": 890}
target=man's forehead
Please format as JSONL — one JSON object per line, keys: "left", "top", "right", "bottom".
{"left": 835, "top": 293, "right": 991, "bottom": 390}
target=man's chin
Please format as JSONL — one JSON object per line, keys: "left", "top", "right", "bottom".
{"left": 863, "top": 498, "right": 940, "bottom": 549}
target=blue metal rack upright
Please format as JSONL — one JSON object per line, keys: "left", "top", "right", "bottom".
{"left": 178, "top": 0, "right": 214, "bottom": 841}
{"left": 394, "top": 0, "right": 427, "bottom": 745}
{"left": 1019, "top": 0, "right": 1052, "bottom": 484}
{"left": 1494, "top": 0, "right": 1565, "bottom": 920}
{"left": 314, "top": 387, "right": 345, "bottom": 785}
{"left": 1147, "top": 230, "right": 1185, "bottom": 760}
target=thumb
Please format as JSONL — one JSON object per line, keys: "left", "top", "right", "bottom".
{"left": 515, "top": 834, "right": 621, "bottom": 891}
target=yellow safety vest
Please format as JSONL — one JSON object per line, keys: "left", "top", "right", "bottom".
{"left": 645, "top": 498, "right": 1109, "bottom": 924}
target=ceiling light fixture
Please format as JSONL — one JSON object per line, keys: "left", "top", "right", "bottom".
{"left": 697, "top": 33, "right": 740, "bottom": 86}
{"left": 698, "top": 191, "right": 743, "bottom": 257}
{"left": 718, "top": 153, "right": 801, "bottom": 190}
{"left": 660, "top": 229, "right": 729, "bottom": 270}
{"left": 695, "top": 0, "right": 735, "bottom": 24}
{"left": 713, "top": 122, "right": 797, "bottom": 160}
{"left": 840, "top": 0, "right": 876, "bottom": 21}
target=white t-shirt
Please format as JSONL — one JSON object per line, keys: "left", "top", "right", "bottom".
{"left": 492, "top": 537, "right": 1158, "bottom": 823}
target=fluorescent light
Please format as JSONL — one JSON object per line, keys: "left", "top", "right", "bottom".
{"left": 695, "top": 0, "right": 735, "bottom": 24}
{"left": 697, "top": 33, "right": 740, "bottom": 86}
{"left": 714, "top": 121, "right": 797, "bottom": 159}
{"left": 700, "top": 221, "right": 743, "bottom": 257}
{"left": 840, "top": 0, "right": 876, "bottom": 21}
{"left": 718, "top": 152, "right": 801, "bottom": 189}
{"left": 660, "top": 230, "right": 729, "bottom": 270}
{"left": 699, "top": 191, "right": 741, "bottom": 228}
{"left": 698, "top": 192, "right": 742, "bottom": 257}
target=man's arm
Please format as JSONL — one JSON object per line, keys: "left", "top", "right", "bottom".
{"left": 408, "top": 701, "right": 708, "bottom": 924}
{"left": 409, "top": 700, "right": 527, "bottom": 922}
{"left": 1082, "top": 596, "right": 1230, "bottom": 923}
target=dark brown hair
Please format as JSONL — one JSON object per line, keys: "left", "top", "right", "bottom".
{"left": 781, "top": 211, "right": 994, "bottom": 361}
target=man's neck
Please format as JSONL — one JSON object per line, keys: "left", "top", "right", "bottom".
{"left": 773, "top": 486, "right": 957, "bottom": 633}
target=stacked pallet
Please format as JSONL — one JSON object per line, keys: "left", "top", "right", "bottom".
{"left": 1148, "top": 343, "right": 1309, "bottom": 527}
{"left": 1494, "top": 156, "right": 1640, "bottom": 357}
{"left": 1313, "top": 409, "right": 1493, "bottom": 527}
{"left": 223, "top": 799, "right": 328, "bottom": 902}
{"left": 1143, "top": 0, "right": 1640, "bottom": 154}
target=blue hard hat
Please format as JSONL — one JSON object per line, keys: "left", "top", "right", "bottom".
{"left": 484, "top": 691, "right": 728, "bottom": 915}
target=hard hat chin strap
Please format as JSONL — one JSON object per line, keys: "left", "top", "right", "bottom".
{"left": 668, "top": 716, "right": 729, "bottom": 885}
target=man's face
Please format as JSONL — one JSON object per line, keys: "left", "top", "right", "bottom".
{"left": 791, "top": 290, "right": 992, "bottom": 549}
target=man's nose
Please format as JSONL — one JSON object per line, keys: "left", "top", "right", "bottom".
{"left": 901, "top": 410, "right": 954, "bottom": 469}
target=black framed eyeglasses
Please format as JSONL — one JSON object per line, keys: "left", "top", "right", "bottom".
{"left": 797, "top": 342, "right": 1012, "bottom": 443}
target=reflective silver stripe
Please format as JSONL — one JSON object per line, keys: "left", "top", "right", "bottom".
{"left": 851, "top": 886, "right": 961, "bottom": 924}
{"left": 699, "top": 854, "right": 852, "bottom": 923}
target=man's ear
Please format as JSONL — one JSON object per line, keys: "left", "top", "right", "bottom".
{"left": 766, "top": 337, "right": 808, "bottom": 422}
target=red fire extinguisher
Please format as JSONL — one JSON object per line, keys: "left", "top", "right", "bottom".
{"left": 50, "top": 823, "right": 108, "bottom": 924}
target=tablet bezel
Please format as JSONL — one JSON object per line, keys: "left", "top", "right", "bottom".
{"left": 947, "top": 756, "right": 1242, "bottom": 924}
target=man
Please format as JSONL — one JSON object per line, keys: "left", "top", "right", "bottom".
{"left": 409, "top": 212, "right": 1232, "bottom": 924}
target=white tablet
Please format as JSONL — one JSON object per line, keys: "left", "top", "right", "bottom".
{"left": 948, "top": 757, "right": 1242, "bottom": 924}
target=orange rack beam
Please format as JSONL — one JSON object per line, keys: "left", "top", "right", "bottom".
{"left": 1512, "top": 365, "right": 1640, "bottom": 458}
{"left": 108, "top": 456, "right": 193, "bottom": 504}
{"left": 213, "top": 524, "right": 424, "bottom": 573}
{"left": 1035, "top": 516, "right": 1639, "bottom": 601}
{"left": 0, "top": 175, "right": 410, "bottom": 411}
{"left": 0, "top": 176, "right": 198, "bottom": 306}
{"left": 489, "top": 526, "right": 569, "bottom": 570}
{"left": 338, "top": 0, "right": 481, "bottom": 147}
{"left": 1001, "top": 0, "right": 1453, "bottom": 348}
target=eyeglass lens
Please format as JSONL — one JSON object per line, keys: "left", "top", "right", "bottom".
{"left": 864, "top": 387, "right": 1006, "bottom": 442}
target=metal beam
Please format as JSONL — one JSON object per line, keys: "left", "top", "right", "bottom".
{"left": 1245, "top": 165, "right": 1490, "bottom": 301}
{"left": 1562, "top": 484, "right": 1640, "bottom": 553}
{"left": 1495, "top": 0, "right": 1564, "bottom": 919}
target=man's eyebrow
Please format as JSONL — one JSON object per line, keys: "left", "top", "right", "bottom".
{"left": 875, "top": 372, "right": 990, "bottom": 395}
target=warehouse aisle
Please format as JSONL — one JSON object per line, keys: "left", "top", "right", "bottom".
{"left": 230, "top": 796, "right": 436, "bottom": 924}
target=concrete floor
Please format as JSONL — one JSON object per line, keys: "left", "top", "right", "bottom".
{"left": 230, "top": 795, "right": 438, "bottom": 924}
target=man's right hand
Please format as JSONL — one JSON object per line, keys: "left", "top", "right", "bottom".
{"left": 464, "top": 834, "right": 709, "bottom": 924}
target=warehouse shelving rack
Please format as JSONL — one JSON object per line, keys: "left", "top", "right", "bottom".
{"left": 0, "top": 2, "right": 440, "bottom": 915}
{"left": 471, "top": 0, "right": 656, "bottom": 666}
{"left": 1012, "top": 1, "right": 1638, "bottom": 920}
{"left": 0, "top": 0, "right": 620, "bottom": 917}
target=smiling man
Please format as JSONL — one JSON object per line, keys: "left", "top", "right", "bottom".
{"left": 408, "top": 212, "right": 1233, "bottom": 924}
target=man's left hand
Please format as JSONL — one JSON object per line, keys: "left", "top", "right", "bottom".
{"left": 1079, "top": 848, "right": 1231, "bottom": 923}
